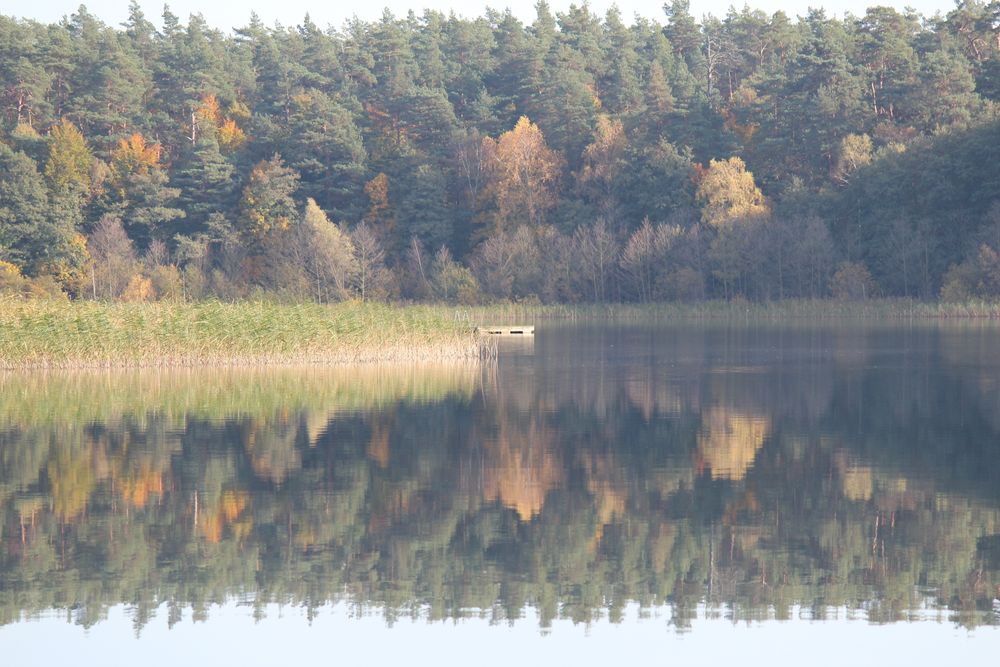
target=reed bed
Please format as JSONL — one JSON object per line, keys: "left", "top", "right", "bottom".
{"left": 0, "top": 298, "right": 492, "bottom": 369}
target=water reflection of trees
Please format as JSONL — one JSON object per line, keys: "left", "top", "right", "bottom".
{"left": 2, "top": 325, "right": 1000, "bottom": 630}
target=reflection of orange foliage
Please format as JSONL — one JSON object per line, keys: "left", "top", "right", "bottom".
{"left": 199, "top": 515, "right": 223, "bottom": 543}
{"left": 483, "top": 419, "right": 562, "bottom": 521}
{"left": 582, "top": 451, "right": 627, "bottom": 549}
{"left": 366, "top": 422, "right": 391, "bottom": 468}
{"left": 48, "top": 448, "right": 96, "bottom": 522}
{"left": 696, "top": 407, "right": 770, "bottom": 480}
{"left": 199, "top": 490, "right": 249, "bottom": 543}
{"left": 120, "top": 465, "right": 164, "bottom": 509}
{"left": 842, "top": 466, "right": 874, "bottom": 502}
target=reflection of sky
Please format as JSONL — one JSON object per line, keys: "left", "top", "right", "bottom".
{"left": 2, "top": 603, "right": 995, "bottom": 666}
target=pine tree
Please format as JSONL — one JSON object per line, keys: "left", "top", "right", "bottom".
{"left": 0, "top": 144, "right": 50, "bottom": 268}
{"left": 286, "top": 90, "right": 368, "bottom": 221}
{"left": 173, "top": 135, "right": 236, "bottom": 237}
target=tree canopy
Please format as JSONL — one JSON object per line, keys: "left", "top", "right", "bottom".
{"left": 0, "top": 2, "right": 998, "bottom": 302}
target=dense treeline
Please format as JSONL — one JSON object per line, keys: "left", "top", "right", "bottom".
{"left": 1, "top": 1, "right": 999, "bottom": 303}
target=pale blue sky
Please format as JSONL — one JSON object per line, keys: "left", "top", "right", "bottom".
{"left": 0, "top": 601, "right": 995, "bottom": 667}
{"left": 0, "top": 0, "right": 964, "bottom": 32}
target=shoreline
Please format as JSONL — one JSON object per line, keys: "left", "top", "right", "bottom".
{"left": 3, "top": 297, "right": 1000, "bottom": 369}
{"left": 450, "top": 299, "right": 1000, "bottom": 322}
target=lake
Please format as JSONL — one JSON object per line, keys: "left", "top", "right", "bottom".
{"left": 2, "top": 320, "right": 999, "bottom": 663}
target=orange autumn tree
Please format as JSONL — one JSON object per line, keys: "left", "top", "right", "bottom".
{"left": 111, "top": 132, "right": 162, "bottom": 180}
{"left": 481, "top": 116, "right": 564, "bottom": 234}
{"left": 363, "top": 172, "right": 395, "bottom": 239}
{"left": 190, "top": 93, "right": 247, "bottom": 152}
{"left": 191, "top": 93, "right": 222, "bottom": 142}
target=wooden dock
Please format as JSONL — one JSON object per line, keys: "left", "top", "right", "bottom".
{"left": 479, "top": 325, "right": 535, "bottom": 335}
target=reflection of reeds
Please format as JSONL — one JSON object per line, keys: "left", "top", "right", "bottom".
{"left": 0, "top": 299, "right": 489, "bottom": 368}
{"left": 0, "top": 363, "right": 485, "bottom": 427}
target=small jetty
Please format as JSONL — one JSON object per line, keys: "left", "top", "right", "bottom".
{"left": 479, "top": 325, "right": 535, "bottom": 335}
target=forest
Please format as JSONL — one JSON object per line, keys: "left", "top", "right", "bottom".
{"left": 1, "top": 1, "right": 999, "bottom": 304}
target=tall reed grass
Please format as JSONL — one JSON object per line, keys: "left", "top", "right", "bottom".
{"left": 0, "top": 298, "right": 492, "bottom": 369}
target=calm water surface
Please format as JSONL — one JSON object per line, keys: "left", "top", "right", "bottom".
{"left": 2, "top": 321, "right": 1000, "bottom": 661}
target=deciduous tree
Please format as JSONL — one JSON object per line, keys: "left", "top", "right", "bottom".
{"left": 696, "top": 156, "right": 769, "bottom": 227}
{"left": 481, "top": 117, "right": 564, "bottom": 234}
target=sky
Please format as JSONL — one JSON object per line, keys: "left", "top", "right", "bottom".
{"left": 1, "top": 602, "right": 996, "bottom": 667}
{"left": 0, "top": 0, "right": 964, "bottom": 32}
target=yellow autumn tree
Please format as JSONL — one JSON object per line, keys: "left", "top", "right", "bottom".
{"left": 36, "top": 232, "right": 90, "bottom": 297}
{"left": 831, "top": 133, "right": 873, "bottom": 185}
{"left": 44, "top": 119, "right": 94, "bottom": 194}
{"left": 228, "top": 100, "right": 251, "bottom": 120}
{"left": 121, "top": 273, "right": 154, "bottom": 302}
{"left": 218, "top": 117, "right": 247, "bottom": 153}
{"left": 578, "top": 116, "right": 627, "bottom": 213}
{"left": 0, "top": 260, "right": 23, "bottom": 293}
{"left": 695, "top": 156, "right": 769, "bottom": 227}
{"left": 481, "top": 116, "right": 564, "bottom": 233}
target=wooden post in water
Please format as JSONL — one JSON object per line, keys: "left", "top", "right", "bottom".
{"left": 478, "top": 325, "right": 535, "bottom": 335}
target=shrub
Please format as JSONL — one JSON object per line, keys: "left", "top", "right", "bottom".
{"left": 431, "top": 247, "right": 480, "bottom": 305}
{"left": 830, "top": 262, "right": 877, "bottom": 300}
{"left": 148, "top": 265, "right": 184, "bottom": 301}
{"left": 0, "top": 261, "right": 25, "bottom": 293}
{"left": 121, "top": 274, "right": 154, "bottom": 302}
